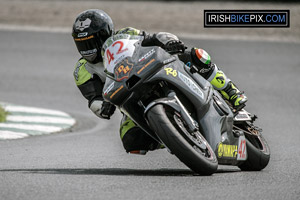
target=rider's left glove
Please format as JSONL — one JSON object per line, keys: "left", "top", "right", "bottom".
{"left": 99, "top": 101, "right": 116, "bottom": 119}
{"left": 89, "top": 100, "right": 116, "bottom": 120}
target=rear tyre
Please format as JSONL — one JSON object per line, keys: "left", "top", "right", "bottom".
{"left": 237, "top": 125, "right": 270, "bottom": 171}
{"left": 147, "top": 104, "right": 218, "bottom": 175}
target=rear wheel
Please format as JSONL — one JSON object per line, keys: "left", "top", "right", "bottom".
{"left": 147, "top": 104, "right": 218, "bottom": 175}
{"left": 236, "top": 123, "right": 270, "bottom": 171}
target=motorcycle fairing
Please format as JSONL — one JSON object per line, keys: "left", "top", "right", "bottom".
{"left": 102, "top": 40, "right": 247, "bottom": 164}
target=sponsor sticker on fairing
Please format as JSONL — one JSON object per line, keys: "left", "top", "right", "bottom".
{"left": 217, "top": 143, "right": 238, "bottom": 158}
{"left": 103, "top": 82, "right": 115, "bottom": 95}
{"left": 163, "top": 57, "right": 176, "bottom": 65}
{"left": 178, "top": 72, "right": 204, "bottom": 99}
{"left": 138, "top": 49, "right": 155, "bottom": 62}
{"left": 164, "top": 67, "right": 177, "bottom": 77}
{"left": 115, "top": 59, "right": 134, "bottom": 81}
{"left": 137, "top": 59, "right": 155, "bottom": 74}
{"left": 110, "top": 85, "right": 124, "bottom": 99}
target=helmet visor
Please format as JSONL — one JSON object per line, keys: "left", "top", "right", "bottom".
{"left": 74, "top": 35, "right": 99, "bottom": 62}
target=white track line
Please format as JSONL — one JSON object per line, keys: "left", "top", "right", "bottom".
{"left": 3, "top": 105, "right": 70, "bottom": 117}
{"left": 6, "top": 115, "right": 75, "bottom": 125}
{"left": 0, "top": 130, "right": 29, "bottom": 140}
{"left": 0, "top": 123, "right": 63, "bottom": 133}
{"left": 0, "top": 102, "right": 76, "bottom": 140}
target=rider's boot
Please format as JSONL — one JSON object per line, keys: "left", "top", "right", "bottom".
{"left": 190, "top": 48, "right": 248, "bottom": 111}
{"left": 207, "top": 66, "right": 248, "bottom": 111}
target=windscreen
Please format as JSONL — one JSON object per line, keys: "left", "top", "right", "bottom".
{"left": 102, "top": 34, "right": 142, "bottom": 78}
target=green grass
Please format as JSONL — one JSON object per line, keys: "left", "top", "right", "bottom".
{"left": 0, "top": 105, "right": 7, "bottom": 123}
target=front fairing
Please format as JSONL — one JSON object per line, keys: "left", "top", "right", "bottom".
{"left": 102, "top": 45, "right": 170, "bottom": 106}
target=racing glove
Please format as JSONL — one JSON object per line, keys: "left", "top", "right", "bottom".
{"left": 142, "top": 32, "right": 186, "bottom": 54}
{"left": 163, "top": 40, "right": 186, "bottom": 54}
{"left": 99, "top": 101, "right": 116, "bottom": 119}
{"left": 89, "top": 100, "right": 116, "bottom": 120}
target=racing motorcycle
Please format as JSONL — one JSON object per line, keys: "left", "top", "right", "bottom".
{"left": 102, "top": 34, "right": 270, "bottom": 175}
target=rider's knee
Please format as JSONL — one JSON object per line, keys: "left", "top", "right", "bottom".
{"left": 121, "top": 127, "right": 159, "bottom": 152}
{"left": 119, "top": 116, "right": 158, "bottom": 152}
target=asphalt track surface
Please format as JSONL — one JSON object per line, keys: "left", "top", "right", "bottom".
{"left": 0, "top": 30, "right": 300, "bottom": 200}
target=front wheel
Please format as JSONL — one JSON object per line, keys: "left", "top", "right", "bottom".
{"left": 147, "top": 104, "right": 218, "bottom": 175}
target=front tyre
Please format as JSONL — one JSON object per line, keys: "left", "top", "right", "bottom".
{"left": 147, "top": 104, "right": 218, "bottom": 175}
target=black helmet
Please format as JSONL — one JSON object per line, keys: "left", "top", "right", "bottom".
{"left": 72, "top": 9, "right": 114, "bottom": 63}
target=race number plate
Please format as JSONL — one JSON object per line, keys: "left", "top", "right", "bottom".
{"left": 103, "top": 35, "right": 139, "bottom": 74}
{"left": 237, "top": 135, "right": 247, "bottom": 160}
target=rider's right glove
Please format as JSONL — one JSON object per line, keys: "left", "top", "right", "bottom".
{"left": 99, "top": 101, "right": 116, "bottom": 119}
{"left": 146, "top": 32, "right": 186, "bottom": 54}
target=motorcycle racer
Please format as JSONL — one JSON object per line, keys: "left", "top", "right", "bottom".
{"left": 72, "top": 9, "right": 248, "bottom": 154}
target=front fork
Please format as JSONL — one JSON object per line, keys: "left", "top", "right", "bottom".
{"left": 144, "top": 90, "right": 199, "bottom": 133}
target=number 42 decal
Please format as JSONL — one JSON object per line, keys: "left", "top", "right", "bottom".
{"left": 237, "top": 136, "right": 247, "bottom": 160}
{"left": 106, "top": 41, "right": 128, "bottom": 64}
